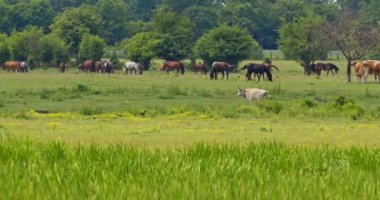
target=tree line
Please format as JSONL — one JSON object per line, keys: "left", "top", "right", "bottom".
{"left": 0, "top": 0, "right": 379, "bottom": 81}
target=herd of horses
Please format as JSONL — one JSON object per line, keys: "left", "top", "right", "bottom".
{"left": 3, "top": 61, "right": 29, "bottom": 73}
{"left": 6, "top": 58, "right": 380, "bottom": 84}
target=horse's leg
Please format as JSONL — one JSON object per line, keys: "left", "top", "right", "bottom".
{"left": 226, "top": 70, "right": 229, "bottom": 80}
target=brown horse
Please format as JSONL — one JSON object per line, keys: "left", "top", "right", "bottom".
{"left": 315, "top": 63, "right": 339, "bottom": 76}
{"left": 193, "top": 63, "right": 207, "bottom": 74}
{"left": 162, "top": 61, "right": 185, "bottom": 74}
{"left": 210, "top": 62, "right": 232, "bottom": 80}
{"left": 4, "top": 61, "right": 20, "bottom": 72}
{"left": 79, "top": 60, "right": 95, "bottom": 72}
{"left": 95, "top": 60, "right": 106, "bottom": 73}
{"left": 58, "top": 62, "right": 67, "bottom": 73}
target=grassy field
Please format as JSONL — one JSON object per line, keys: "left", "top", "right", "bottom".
{"left": 1, "top": 60, "right": 380, "bottom": 199}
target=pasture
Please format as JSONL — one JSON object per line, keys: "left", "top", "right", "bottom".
{"left": 1, "top": 60, "right": 380, "bottom": 198}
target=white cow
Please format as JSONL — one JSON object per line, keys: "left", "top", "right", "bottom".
{"left": 236, "top": 88, "right": 269, "bottom": 102}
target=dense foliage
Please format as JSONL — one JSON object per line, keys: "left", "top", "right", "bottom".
{"left": 0, "top": 0, "right": 378, "bottom": 67}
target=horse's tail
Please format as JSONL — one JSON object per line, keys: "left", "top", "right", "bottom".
{"left": 270, "top": 64, "right": 279, "bottom": 71}
{"left": 241, "top": 65, "right": 247, "bottom": 70}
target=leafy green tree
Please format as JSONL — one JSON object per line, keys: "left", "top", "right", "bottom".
{"left": 9, "top": 26, "right": 44, "bottom": 66}
{"left": 78, "top": 34, "right": 106, "bottom": 62}
{"left": 0, "top": 33, "right": 11, "bottom": 64}
{"left": 278, "top": 14, "right": 329, "bottom": 75}
{"left": 194, "top": 25, "right": 261, "bottom": 66}
{"left": 127, "top": 0, "right": 162, "bottom": 21}
{"left": 323, "top": 9, "right": 380, "bottom": 83}
{"left": 11, "top": 0, "right": 54, "bottom": 32}
{"left": 125, "top": 31, "right": 162, "bottom": 69}
{"left": 153, "top": 9, "right": 195, "bottom": 61}
{"left": 0, "top": 1, "right": 12, "bottom": 34}
{"left": 182, "top": 6, "right": 218, "bottom": 39}
{"left": 50, "top": 5, "right": 104, "bottom": 54}
{"left": 96, "top": 0, "right": 130, "bottom": 45}
{"left": 40, "top": 33, "right": 69, "bottom": 65}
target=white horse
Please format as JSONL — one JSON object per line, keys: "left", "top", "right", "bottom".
{"left": 124, "top": 61, "right": 143, "bottom": 75}
{"left": 19, "top": 61, "right": 29, "bottom": 73}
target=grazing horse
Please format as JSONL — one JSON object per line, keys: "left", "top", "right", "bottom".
{"left": 19, "top": 61, "right": 28, "bottom": 73}
{"left": 315, "top": 63, "right": 339, "bottom": 76}
{"left": 193, "top": 63, "right": 207, "bottom": 74}
{"left": 58, "top": 62, "right": 67, "bottom": 73}
{"left": 241, "top": 63, "right": 273, "bottom": 81}
{"left": 4, "top": 61, "right": 20, "bottom": 72}
{"left": 124, "top": 61, "right": 143, "bottom": 75}
{"left": 95, "top": 60, "right": 106, "bottom": 73}
{"left": 103, "top": 61, "right": 114, "bottom": 74}
{"left": 79, "top": 60, "right": 95, "bottom": 72}
{"left": 210, "top": 62, "right": 231, "bottom": 80}
{"left": 162, "top": 61, "right": 185, "bottom": 74}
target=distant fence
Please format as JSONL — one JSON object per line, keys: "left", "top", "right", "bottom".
{"left": 263, "top": 50, "right": 346, "bottom": 60}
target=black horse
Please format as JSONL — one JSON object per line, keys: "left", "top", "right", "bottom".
{"left": 241, "top": 63, "right": 273, "bottom": 81}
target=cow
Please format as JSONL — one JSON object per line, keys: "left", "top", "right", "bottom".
{"left": 236, "top": 88, "right": 270, "bottom": 103}
{"left": 353, "top": 61, "right": 369, "bottom": 83}
{"left": 363, "top": 60, "right": 380, "bottom": 83}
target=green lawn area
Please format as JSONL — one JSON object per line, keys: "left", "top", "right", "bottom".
{"left": 1, "top": 60, "right": 379, "bottom": 147}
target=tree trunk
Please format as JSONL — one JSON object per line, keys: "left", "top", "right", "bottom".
{"left": 346, "top": 57, "right": 352, "bottom": 83}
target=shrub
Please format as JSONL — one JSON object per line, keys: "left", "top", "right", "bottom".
{"left": 300, "top": 99, "right": 317, "bottom": 108}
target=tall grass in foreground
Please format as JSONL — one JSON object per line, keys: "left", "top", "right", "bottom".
{"left": 0, "top": 138, "right": 379, "bottom": 199}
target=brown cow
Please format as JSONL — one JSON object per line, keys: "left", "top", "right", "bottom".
{"left": 353, "top": 61, "right": 369, "bottom": 83}
{"left": 363, "top": 60, "right": 380, "bottom": 83}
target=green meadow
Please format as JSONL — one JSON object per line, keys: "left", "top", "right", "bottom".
{"left": 1, "top": 60, "right": 380, "bottom": 199}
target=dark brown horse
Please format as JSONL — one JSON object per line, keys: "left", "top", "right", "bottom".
{"left": 241, "top": 63, "right": 273, "bottom": 81}
{"left": 58, "top": 62, "right": 67, "bottom": 73}
{"left": 95, "top": 60, "right": 106, "bottom": 73}
{"left": 193, "top": 63, "right": 207, "bottom": 74}
{"left": 315, "top": 63, "right": 339, "bottom": 76}
{"left": 79, "top": 60, "right": 95, "bottom": 72}
{"left": 210, "top": 62, "right": 232, "bottom": 80}
{"left": 162, "top": 61, "right": 185, "bottom": 74}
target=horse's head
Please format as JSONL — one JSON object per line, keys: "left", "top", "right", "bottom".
{"left": 210, "top": 72, "right": 215, "bottom": 79}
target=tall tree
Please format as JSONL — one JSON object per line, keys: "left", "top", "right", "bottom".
{"left": 50, "top": 5, "right": 104, "bottom": 55}
{"left": 9, "top": 26, "right": 44, "bottom": 66}
{"left": 40, "top": 33, "right": 69, "bottom": 65}
{"left": 0, "top": 33, "right": 11, "bottom": 64}
{"left": 194, "top": 25, "right": 260, "bottom": 66}
{"left": 96, "top": 0, "right": 130, "bottom": 45}
{"left": 278, "top": 14, "right": 329, "bottom": 75}
{"left": 125, "top": 31, "right": 162, "bottom": 69}
{"left": 78, "top": 34, "right": 107, "bottom": 62}
{"left": 153, "top": 8, "right": 195, "bottom": 61}
{"left": 10, "top": 0, "right": 55, "bottom": 32}
{"left": 323, "top": 9, "right": 380, "bottom": 83}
